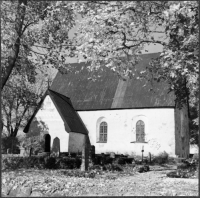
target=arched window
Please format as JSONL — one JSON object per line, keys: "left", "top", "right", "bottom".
{"left": 99, "top": 122, "right": 107, "bottom": 142}
{"left": 136, "top": 120, "right": 145, "bottom": 142}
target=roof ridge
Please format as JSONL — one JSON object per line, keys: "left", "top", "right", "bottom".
{"left": 48, "top": 89, "right": 70, "bottom": 99}
{"left": 48, "top": 89, "right": 75, "bottom": 110}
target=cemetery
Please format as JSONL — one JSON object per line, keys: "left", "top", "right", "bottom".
{"left": 1, "top": 1, "right": 198, "bottom": 197}
{"left": 2, "top": 141, "right": 199, "bottom": 196}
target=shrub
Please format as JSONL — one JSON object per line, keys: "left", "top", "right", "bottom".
{"left": 94, "top": 156, "right": 101, "bottom": 165}
{"left": 2, "top": 136, "right": 20, "bottom": 154}
{"left": 193, "top": 153, "right": 199, "bottom": 162}
{"left": 44, "top": 157, "right": 57, "bottom": 169}
{"left": 2, "top": 155, "right": 82, "bottom": 170}
{"left": 115, "top": 157, "right": 125, "bottom": 165}
{"left": 56, "top": 157, "right": 81, "bottom": 169}
{"left": 104, "top": 164, "right": 123, "bottom": 171}
{"left": 152, "top": 151, "right": 169, "bottom": 164}
{"left": 104, "top": 156, "right": 113, "bottom": 164}
{"left": 134, "top": 165, "right": 150, "bottom": 173}
{"left": 2, "top": 157, "right": 23, "bottom": 170}
{"left": 124, "top": 158, "right": 133, "bottom": 164}
{"left": 60, "top": 169, "right": 96, "bottom": 178}
{"left": 114, "top": 157, "right": 133, "bottom": 165}
{"left": 167, "top": 170, "right": 190, "bottom": 178}
{"left": 89, "top": 165, "right": 102, "bottom": 170}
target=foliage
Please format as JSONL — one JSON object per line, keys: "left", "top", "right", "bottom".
{"left": 114, "top": 157, "right": 133, "bottom": 165}
{"left": 145, "top": 1, "right": 199, "bottom": 143}
{"left": 104, "top": 164, "right": 123, "bottom": 172}
{"left": 1, "top": 136, "right": 20, "bottom": 154}
{"left": 152, "top": 151, "right": 169, "bottom": 164}
{"left": 20, "top": 118, "right": 49, "bottom": 153}
{"left": 73, "top": 1, "right": 198, "bottom": 106}
{"left": 144, "top": 1, "right": 199, "bottom": 108}
{"left": 133, "top": 165, "right": 150, "bottom": 173}
{"left": 2, "top": 156, "right": 82, "bottom": 170}
{"left": 1, "top": 0, "right": 76, "bottom": 138}
{"left": 167, "top": 158, "right": 198, "bottom": 178}
{"left": 189, "top": 106, "right": 199, "bottom": 144}
{"left": 26, "top": 118, "right": 49, "bottom": 138}
{"left": 1, "top": 70, "right": 45, "bottom": 138}
{"left": 73, "top": 1, "right": 166, "bottom": 77}
{"left": 192, "top": 153, "right": 199, "bottom": 162}
{"left": 56, "top": 157, "right": 82, "bottom": 169}
{"left": 1, "top": 0, "right": 76, "bottom": 89}
{"left": 60, "top": 169, "right": 96, "bottom": 178}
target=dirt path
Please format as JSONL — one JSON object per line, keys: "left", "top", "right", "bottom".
{"left": 2, "top": 168, "right": 199, "bottom": 196}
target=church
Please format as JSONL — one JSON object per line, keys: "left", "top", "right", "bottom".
{"left": 24, "top": 53, "right": 190, "bottom": 158}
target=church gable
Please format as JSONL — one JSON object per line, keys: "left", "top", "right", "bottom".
{"left": 24, "top": 89, "right": 88, "bottom": 135}
{"left": 50, "top": 53, "right": 175, "bottom": 110}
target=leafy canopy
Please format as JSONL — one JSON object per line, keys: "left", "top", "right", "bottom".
{"left": 73, "top": 1, "right": 198, "bottom": 110}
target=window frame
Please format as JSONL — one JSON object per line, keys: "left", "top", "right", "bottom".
{"left": 136, "top": 120, "right": 145, "bottom": 143}
{"left": 99, "top": 121, "right": 108, "bottom": 143}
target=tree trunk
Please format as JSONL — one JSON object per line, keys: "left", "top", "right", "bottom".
{"left": 0, "top": 1, "right": 2, "bottom": 141}
{"left": 1, "top": 0, "right": 27, "bottom": 89}
{"left": 10, "top": 127, "right": 19, "bottom": 138}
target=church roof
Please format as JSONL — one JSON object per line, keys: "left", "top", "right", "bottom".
{"left": 23, "top": 89, "right": 88, "bottom": 135}
{"left": 51, "top": 53, "right": 175, "bottom": 110}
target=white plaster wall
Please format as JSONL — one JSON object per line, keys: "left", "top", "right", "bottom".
{"left": 78, "top": 108, "right": 176, "bottom": 157}
{"left": 35, "top": 96, "right": 69, "bottom": 152}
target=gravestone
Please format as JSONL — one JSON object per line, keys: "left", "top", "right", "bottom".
{"left": 19, "top": 147, "right": 26, "bottom": 157}
{"left": 101, "top": 153, "right": 105, "bottom": 165}
{"left": 52, "top": 137, "right": 60, "bottom": 157}
{"left": 7, "top": 148, "right": 11, "bottom": 154}
{"left": 89, "top": 145, "right": 95, "bottom": 164}
{"left": 110, "top": 152, "right": 115, "bottom": 159}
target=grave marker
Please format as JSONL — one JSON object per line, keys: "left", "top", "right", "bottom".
{"left": 52, "top": 137, "right": 60, "bottom": 157}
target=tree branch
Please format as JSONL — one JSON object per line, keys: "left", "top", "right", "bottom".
{"left": 28, "top": 47, "right": 47, "bottom": 55}
{"left": 117, "top": 39, "right": 167, "bottom": 51}
{"left": 2, "top": 0, "right": 28, "bottom": 89}
{"left": 22, "top": 20, "right": 38, "bottom": 34}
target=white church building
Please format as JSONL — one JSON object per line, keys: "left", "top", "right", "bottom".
{"left": 24, "top": 53, "right": 190, "bottom": 158}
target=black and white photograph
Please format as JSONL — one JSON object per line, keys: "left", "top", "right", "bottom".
{"left": 1, "top": 1, "right": 199, "bottom": 196}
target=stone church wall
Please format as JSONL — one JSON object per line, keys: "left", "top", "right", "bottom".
{"left": 35, "top": 96, "right": 69, "bottom": 152}
{"left": 30, "top": 95, "right": 180, "bottom": 157}
{"left": 78, "top": 108, "right": 176, "bottom": 157}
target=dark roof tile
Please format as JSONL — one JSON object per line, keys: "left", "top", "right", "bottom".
{"left": 50, "top": 53, "right": 175, "bottom": 110}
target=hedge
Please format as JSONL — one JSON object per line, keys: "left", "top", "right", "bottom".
{"left": 2, "top": 156, "right": 82, "bottom": 170}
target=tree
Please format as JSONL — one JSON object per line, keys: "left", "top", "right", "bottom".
{"left": 144, "top": 1, "right": 199, "bottom": 144}
{"left": 72, "top": 1, "right": 199, "bottom": 143}
{"left": 1, "top": 0, "right": 76, "bottom": 137}
{"left": 1, "top": 135, "right": 20, "bottom": 154}
{"left": 1, "top": 0, "right": 76, "bottom": 90}
{"left": 21, "top": 118, "right": 49, "bottom": 154}
{"left": 73, "top": 1, "right": 198, "bottom": 102}
{"left": 2, "top": 69, "right": 46, "bottom": 138}
{"left": 73, "top": 1, "right": 169, "bottom": 76}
